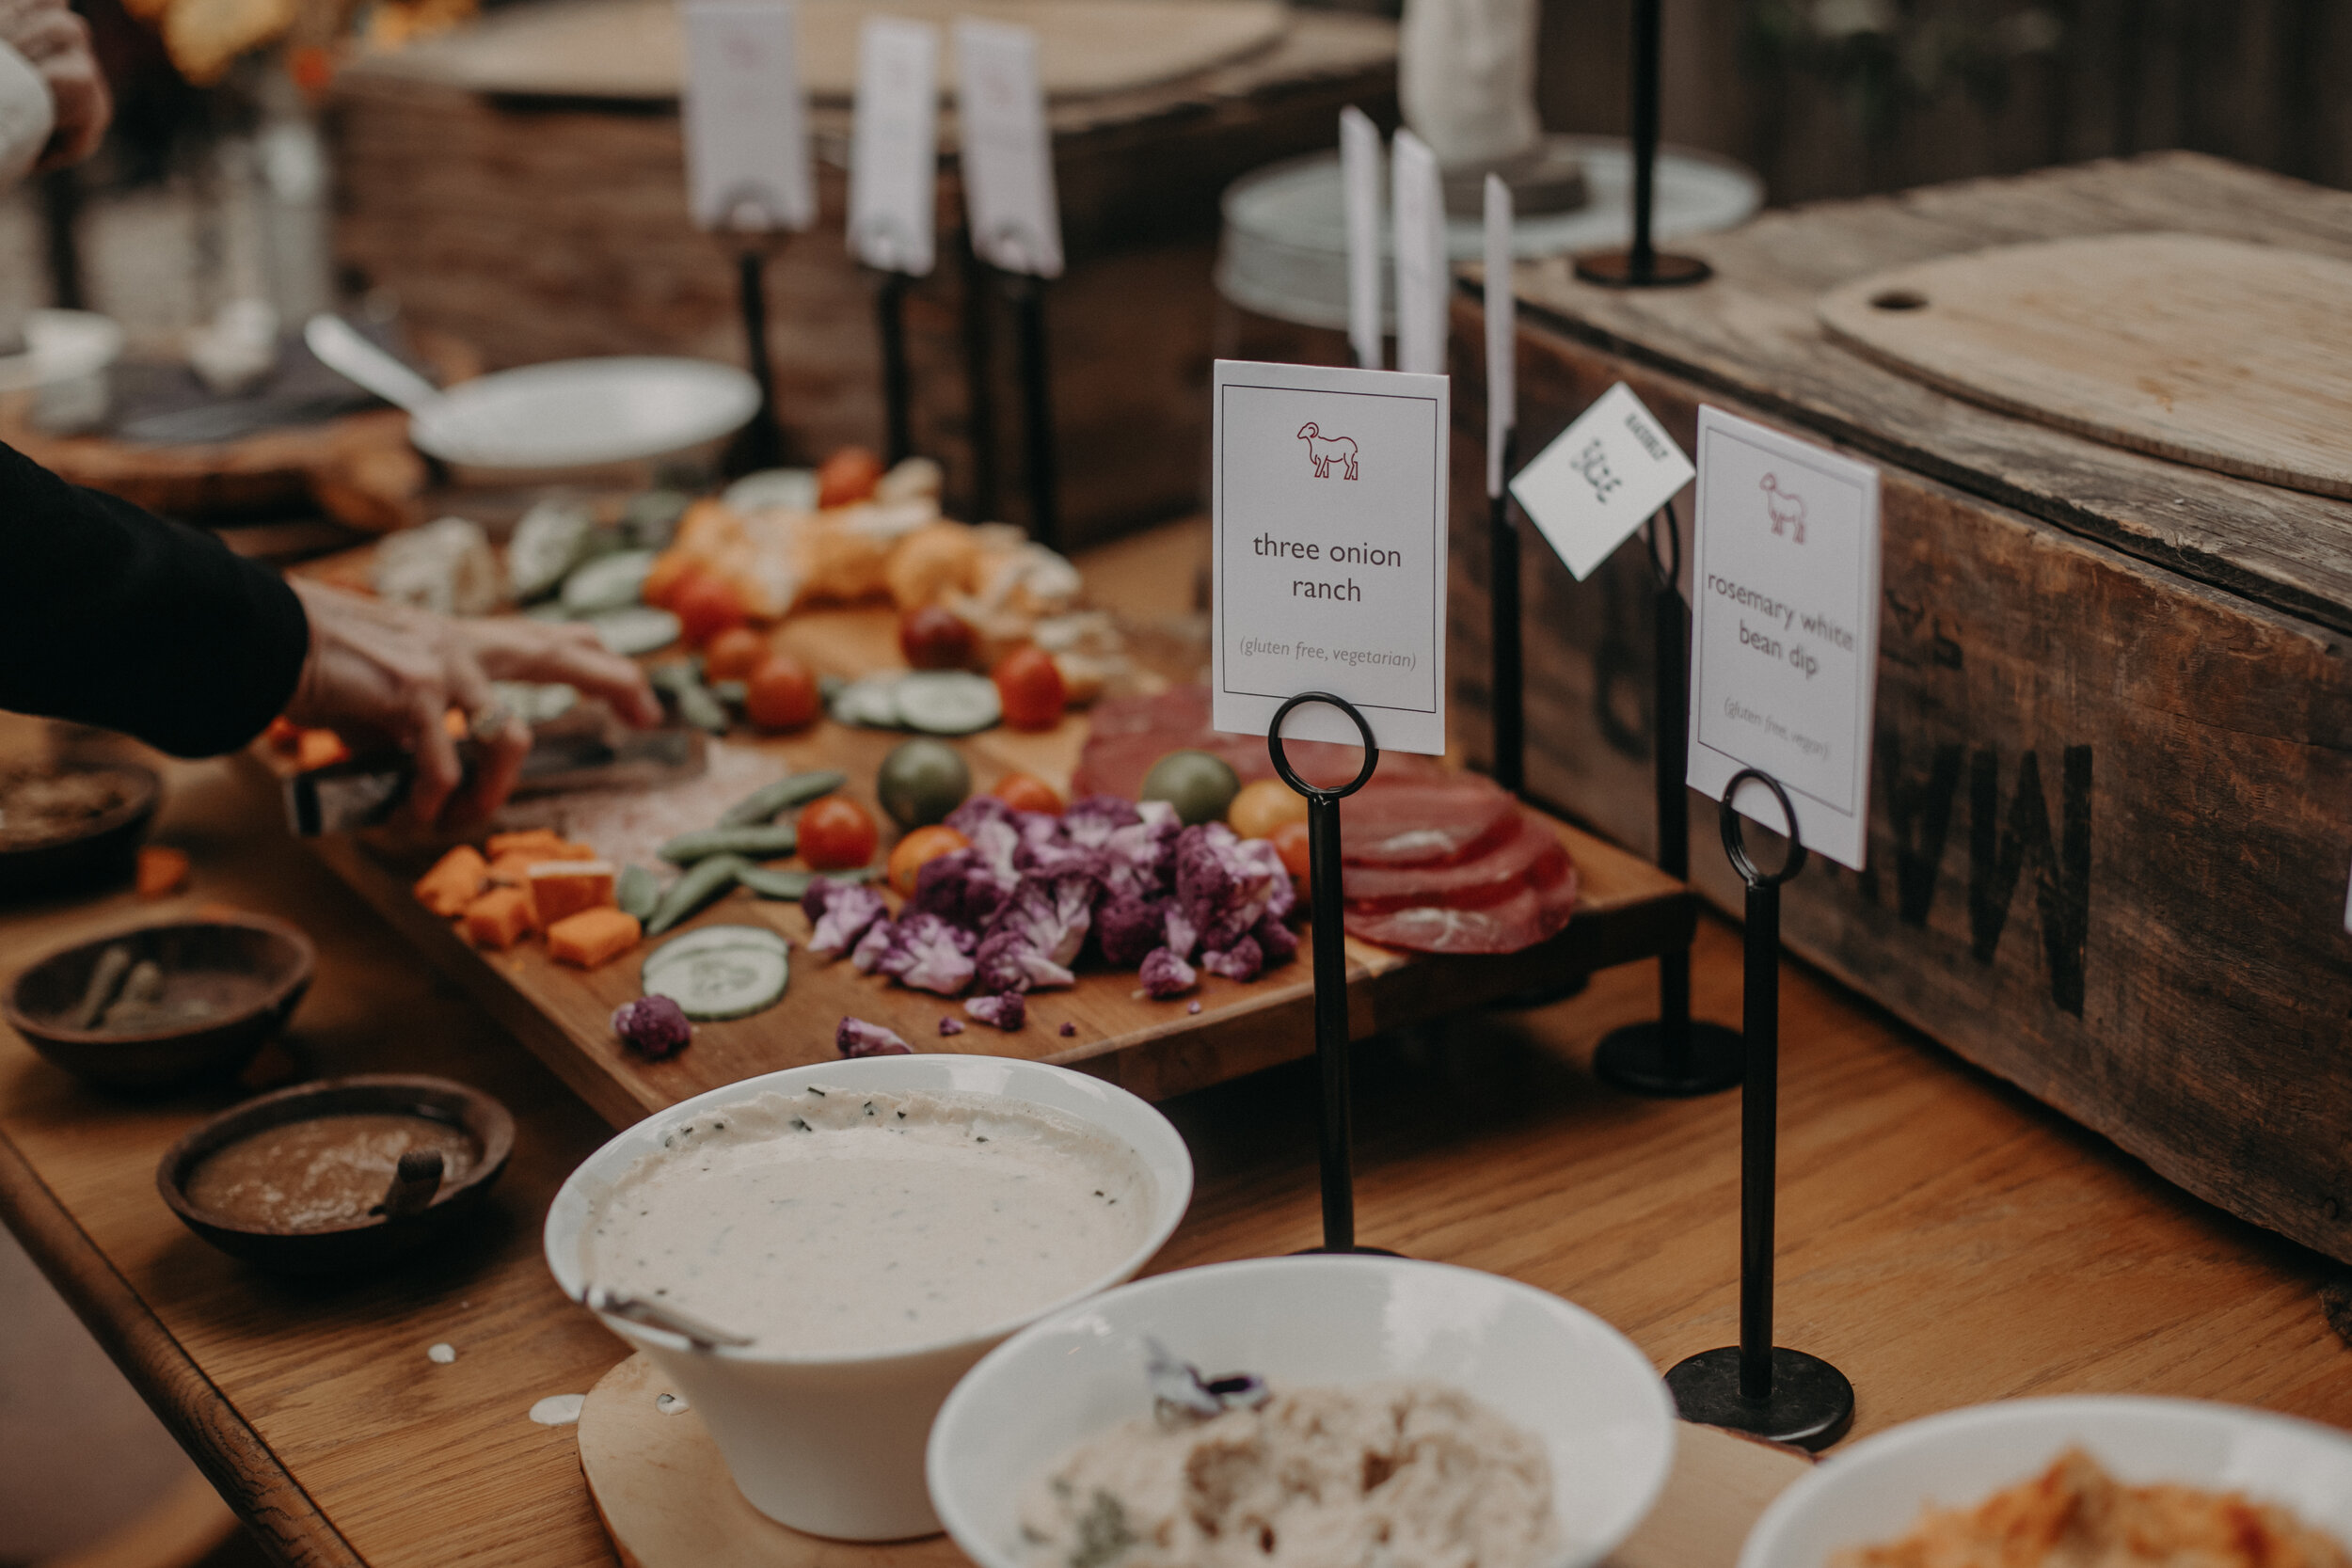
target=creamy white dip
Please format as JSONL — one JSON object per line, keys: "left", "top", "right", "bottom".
{"left": 583, "top": 1087, "right": 1154, "bottom": 1356}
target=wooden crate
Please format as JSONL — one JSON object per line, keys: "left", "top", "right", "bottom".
{"left": 324, "top": 14, "right": 1395, "bottom": 549}
{"left": 1447, "top": 152, "right": 2352, "bottom": 1264}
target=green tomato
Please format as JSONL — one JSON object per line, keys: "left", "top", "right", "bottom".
{"left": 878, "top": 738, "right": 972, "bottom": 830}
{"left": 1140, "top": 749, "right": 1242, "bottom": 827}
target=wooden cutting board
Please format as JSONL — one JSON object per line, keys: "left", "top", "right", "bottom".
{"left": 578, "top": 1354, "right": 1811, "bottom": 1568}
{"left": 1816, "top": 231, "right": 2352, "bottom": 500}
{"left": 384, "top": 0, "right": 1291, "bottom": 103}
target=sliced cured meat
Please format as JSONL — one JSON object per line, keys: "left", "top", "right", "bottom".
{"left": 1342, "top": 779, "right": 1520, "bottom": 868}
{"left": 1344, "top": 858, "right": 1579, "bottom": 955}
{"left": 1342, "top": 814, "right": 1569, "bottom": 911}
{"left": 1072, "top": 687, "right": 1449, "bottom": 800}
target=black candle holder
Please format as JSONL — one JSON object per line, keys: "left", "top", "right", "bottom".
{"left": 1662, "top": 768, "right": 1853, "bottom": 1450}
{"left": 1267, "top": 691, "right": 1399, "bottom": 1258}
{"left": 1573, "top": 0, "right": 1711, "bottom": 290}
{"left": 1595, "top": 501, "right": 1744, "bottom": 1096}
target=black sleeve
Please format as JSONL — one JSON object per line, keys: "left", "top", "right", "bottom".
{"left": 0, "top": 439, "right": 311, "bottom": 758}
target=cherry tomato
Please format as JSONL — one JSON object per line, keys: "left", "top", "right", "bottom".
{"left": 991, "top": 771, "right": 1064, "bottom": 815}
{"left": 744, "top": 653, "right": 820, "bottom": 732}
{"left": 1227, "top": 777, "right": 1308, "bottom": 839}
{"left": 887, "top": 824, "right": 969, "bottom": 897}
{"left": 798, "top": 796, "right": 879, "bottom": 871}
{"left": 992, "top": 646, "right": 1067, "bottom": 732}
{"left": 673, "top": 574, "right": 748, "bottom": 648}
{"left": 898, "top": 604, "right": 977, "bottom": 671}
{"left": 641, "top": 552, "right": 701, "bottom": 610}
{"left": 1271, "top": 819, "right": 1311, "bottom": 880}
{"left": 703, "top": 625, "right": 770, "bottom": 682}
{"left": 818, "top": 447, "right": 884, "bottom": 508}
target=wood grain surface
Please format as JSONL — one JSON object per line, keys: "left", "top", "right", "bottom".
{"left": 1817, "top": 232, "right": 2352, "bottom": 500}
{"left": 1502, "top": 151, "right": 2352, "bottom": 637}
{"left": 577, "top": 1351, "right": 1812, "bottom": 1568}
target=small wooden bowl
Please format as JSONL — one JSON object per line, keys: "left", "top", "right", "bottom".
{"left": 157, "top": 1074, "right": 515, "bottom": 1274}
{"left": 0, "top": 761, "right": 160, "bottom": 902}
{"left": 4, "top": 914, "right": 314, "bottom": 1092}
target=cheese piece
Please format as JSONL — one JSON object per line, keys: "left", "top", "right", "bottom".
{"left": 547, "top": 907, "right": 642, "bottom": 968}
{"left": 463, "top": 886, "right": 535, "bottom": 950}
{"left": 413, "top": 845, "right": 488, "bottom": 917}
{"left": 528, "top": 859, "right": 617, "bottom": 928}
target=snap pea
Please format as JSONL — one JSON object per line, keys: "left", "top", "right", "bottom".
{"left": 644, "top": 853, "right": 752, "bottom": 936}
{"left": 657, "top": 823, "right": 800, "bottom": 865}
{"left": 733, "top": 863, "right": 875, "bottom": 901}
{"left": 614, "top": 864, "right": 661, "bottom": 922}
{"left": 718, "top": 770, "right": 848, "bottom": 828}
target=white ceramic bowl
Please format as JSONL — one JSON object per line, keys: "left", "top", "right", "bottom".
{"left": 1740, "top": 1395, "right": 2352, "bottom": 1567}
{"left": 928, "top": 1255, "right": 1677, "bottom": 1568}
{"left": 543, "top": 1054, "right": 1193, "bottom": 1542}
{"left": 411, "top": 356, "right": 759, "bottom": 471}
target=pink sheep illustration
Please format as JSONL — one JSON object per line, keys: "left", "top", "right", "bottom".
{"left": 1296, "top": 422, "right": 1359, "bottom": 481}
{"left": 1760, "top": 472, "right": 1806, "bottom": 543}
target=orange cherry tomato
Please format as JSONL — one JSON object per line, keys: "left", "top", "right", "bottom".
{"left": 887, "top": 824, "right": 970, "bottom": 898}
{"left": 1271, "top": 819, "right": 1311, "bottom": 880}
{"left": 798, "top": 796, "right": 879, "bottom": 871}
{"left": 673, "top": 574, "right": 748, "bottom": 648}
{"left": 704, "top": 625, "right": 770, "bottom": 682}
{"left": 991, "top": 771, "right": 1064, "bottom": 815}
{"left": 641, "top": 552, "right": 701, "bottom": 610}
{"left": 818, "top": 447, "right": 884, "bottom": 508}
{"left": 992, "top": 646, "right": 1066, "bottom": 732}
{"left": 744, "top": 653, "right": 820, "bottom": 732}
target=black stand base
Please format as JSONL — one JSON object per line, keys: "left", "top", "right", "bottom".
{"left": 1664, "top": 1347, "right": 1854, "bottom": 1450}
{"left": 1594, "top": 1020, "right": 1744, "bottom": 1097}
{"left": 1573, "top": 249, "right": 1712, "bottom": 288}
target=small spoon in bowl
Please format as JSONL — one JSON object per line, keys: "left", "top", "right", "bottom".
{"left": 582, "top": 1285, "right": 755, "bottom": 1352}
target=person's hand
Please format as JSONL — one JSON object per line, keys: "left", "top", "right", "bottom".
{"left": 284, "top": 579, "right": 664, "bottom": 832}
{"left": 0, "top": 0, "right": 109, "bottom": 171}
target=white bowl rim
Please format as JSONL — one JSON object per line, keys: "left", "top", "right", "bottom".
{"left": 410, "top": 355, "right": 760, "bottom": 467}
{"left": 927, "top": 1251, "right": 1680, "bottom": 1568}
{"left": 542, "top": 1053, "right": 1195, "bottom": 1369}
{"left": 1739, "top": 1393, "right": 2352, "bottom": 1568}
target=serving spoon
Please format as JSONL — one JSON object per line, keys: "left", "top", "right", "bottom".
{"left": 581, "top": 1284, "right": 755, "bottom": 1352}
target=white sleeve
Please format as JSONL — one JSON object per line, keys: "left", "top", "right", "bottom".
{"left": 0, "top": 42, "right": 55, "bottom": 188}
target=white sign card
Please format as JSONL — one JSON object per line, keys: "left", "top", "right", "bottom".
{"left": 1483, "top": 172, "right": 1514, "bottom": 498}
{"left": 1510, "top": 383, "right": 1694, "bottom": 581}
{"left": 1391, "top": 129, "right": 1447, "bottom": 377}
{"left": 849, "top": 17, "right": 940, "bottom": 276}
{"left": 680, "top": 0, "right": 815, "bottom": 232}
{"left": 1339, "top": 106, "right": 1385, "bottom": 371}
{"left": 1211, "top": 359, "right": 1450, "bottom": 756}
{"left": 1686, "top": 404, "right": 1882, "bottom": 871}
{"left": 954, "top": 19, "right": 1063, "bottom": 277}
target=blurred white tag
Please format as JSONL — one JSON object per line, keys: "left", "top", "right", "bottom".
{"left": 1511, "top": 383, "right": 1692, "bottom": 580}
{"left": 1687, "top": 406, "right": 1882, "bottom": 872}
{"left": 850, "top": 17, "right": 940, "bottom": 276}
{"left": 680, "top": 0, "right": 814, "bottom": 232}
{"left": 1391, "top": 130, "right": 1446, "bottom": 376}
{"left": 1483, "top": 173, "right": 1515, "bottom": 498}
{"left": 955, "top": 19, "right": 1063, "bottom": 277}
{"left": 1340, "top": 106, "right": 1385, "bottom": 371}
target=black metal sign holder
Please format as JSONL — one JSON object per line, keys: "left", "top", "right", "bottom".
{"left": 723, "top": 241, "right": 788, "bottom": 476}
{"left": 1268, "top": 691, "right": 1399, "bottom": 1258}
{"left": 1489, "top": 432, "right": 1524, "bottom": 795}
{"left": 958, "top": 221, "right": 1061, "bottom": 551}
{"left": 1572, "top": 0, "right": 1710, "bottom": 290}
{"left": 1662, "top": 768, "right": 1853, "bottom": 1449}
{"left": 1595, "top": 501, "right": 1744, "bottom": 1095}
{"left": 855, "top": 217, "right": 922, "bottom": 467}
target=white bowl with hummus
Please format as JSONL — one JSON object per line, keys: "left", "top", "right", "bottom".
{"left": 543, "top": 1054, "right": 1194, "bottom": 1542}
{"left": 927, "top": 1255, "right": 1677, "bottom": 1568}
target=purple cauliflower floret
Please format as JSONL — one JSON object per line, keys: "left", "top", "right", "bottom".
{"left": 913, "top": 847, "right": 1020, "bottom": 929}
{"left": 876, "top": 911, "right": 978, "bottom": 996}
{"left": 1201, "top": 935, "right": 1264, "bottom": 983}
{"left": 1253, "top": 913, "right": 1299, "bottom": 966}
{"left": 612, "top": 995, "right": 692, "bottom": 1059}
{"left": 837, "top": 1016, "right": 912, "bottom": 1056}
{"left": 1168, "top": 823, "right": 1282, "bottom": 958}
{"left": 808, "top": 879, "right": 889, "bottom": 960}
{"left": 850, "top": 915, "right": 898, "bottom": 973}
{"left": 1060, "top": 794, "right": 1142, "bottom": 842}
{"left": 968, "top": 815, "right": 1030, "bottom": 878}
{"left": 964, "top": 990, "right": 1027, "bottom": 1030}
{"left": 1139, "top": 945, "right": 1198, "bottom": 999}
{"left": 1263, "top": 857, "right": 1298, "bottom": 926}
{"left": 1095, "top": 893, "right": 1168, "bottom": 968}
{"left": 1092, "top": 800, "right": 1181, "bottom": 901}
{"left": 973, "top": 927, "right": 1076, "bottom": 993}
{"left": 938, "top": 1016, "right": 965, "bottom": 1036}
{"left": 989, "top": 873, "right": 1095, "bottom": 968}
{"left": 1059, "top": 1021, "right": 1077, "bottom": 1037}
{"left": 945, "top": 795, "right": 1017, "bottom": 838}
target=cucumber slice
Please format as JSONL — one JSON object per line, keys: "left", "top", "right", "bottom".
{"left": 587, "top": 607, "right": 682, "bottom": 657}
{"left": 644, "top": 943, "right": 788, "bottom": 1022}
{"left": 643, "top": 924, "right": 787, "bottom": 972}
{"left": 507, "top": 499, "right": 596, "bottom": 602}
{"left": 561, "top": 548, "right": 659, "bottom": 614}
{"left": 830, "top": 675, "right": 903, "bottom": 729}
{"left": 896, "top": 671, "right": 1001, "bottom": 736}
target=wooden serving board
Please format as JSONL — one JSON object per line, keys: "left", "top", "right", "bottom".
{"left": 384, "top": 0, "right": 1291, "bottom": 103}
{"left": 1817, "top": 231, "right": 2352, "bottom": 501}
{"left": 579, "top": 1354, "right": 1811, "bottom": 1568}
{"left": 289, "top": 601, "right": 1690, "bottom": 1129}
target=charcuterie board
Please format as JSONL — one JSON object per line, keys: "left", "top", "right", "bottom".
{"left": 276, "top": 589, "right": 1689, "bottom": 1129}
